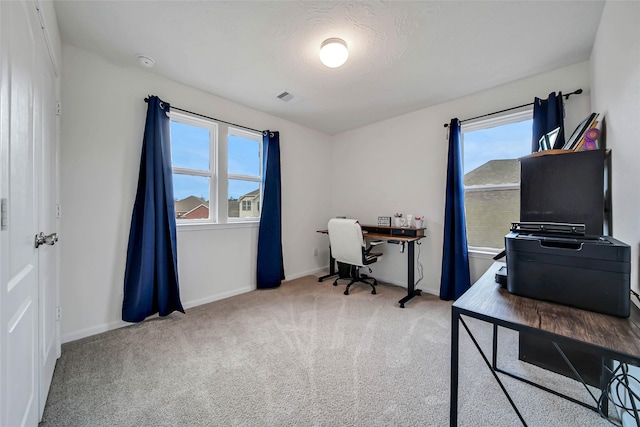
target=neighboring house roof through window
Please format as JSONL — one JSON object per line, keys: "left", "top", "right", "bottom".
{"left": 464, "top": 159, "right": 520, "bottom": 186}
{"left": 238, "top": 189, "right": 260, "bottom": 200}
{"left": 175, "top": 196, "right": 208, "bottom": 214}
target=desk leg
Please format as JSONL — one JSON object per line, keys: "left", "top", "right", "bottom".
{"left": 599, "top": 357, "right": 611, "bottom": 415}
{"left": 492, "top": 324, "right": 498, "bottom": 370}
{"left": 450, "top": 307, "right": 460, "bottom": 426}
{"left": 318, "top": 246, "right": 338, "bottom": 282}
{"left": 398, "top": 241, "right": 422, "bottom": 307}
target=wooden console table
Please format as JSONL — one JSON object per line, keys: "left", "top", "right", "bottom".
{"left": 450, "top": 262, "right": 640, "bottom": 425}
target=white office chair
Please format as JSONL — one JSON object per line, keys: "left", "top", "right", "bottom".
{"left": 327, "top": 218, "right": 384, "bottom": 295}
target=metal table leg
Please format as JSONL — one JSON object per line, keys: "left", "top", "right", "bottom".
{"left": 450, "top": 307, "right": 460, "bottom": 426}
{"left": 318, "top": 246, "right": 338, "bottom": 282}
{"left": 398, "top": 241, "right": 421, "bottom": 307}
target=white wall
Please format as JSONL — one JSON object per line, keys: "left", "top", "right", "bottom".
{"left": 590, "top": 5, "right": 640, "bottom": 423}
{"left": 60, "top": 45, "right": 333, "bottom": 342}
{"left": 61, "top": 4, "right": 635, "bottom": 341}
{"left": 331, "top": 62, "right": 591, "bottom": 294}
{"left": 590, "top": 0, "right": 640, "bottom": 294}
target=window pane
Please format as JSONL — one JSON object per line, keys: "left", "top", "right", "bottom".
{"left": 228, "top": 134, "right": 260, "bottom": 176}
{"left": 463, "top": 119, "right": 532, "bottom": 249}
{"left": 173, "top": 174, "right": 210, "bottom": 219}
{"left": 228, "top": 179, "right": 259, "bottom": 218}
{"left": 465, "top": 189, "right": 520, "bottom": 248}
{"left": 170, "top": 121, "right": 210, "bottom": 171}
{"left": 463, "top": 120, "right": 532, "bottom": 175}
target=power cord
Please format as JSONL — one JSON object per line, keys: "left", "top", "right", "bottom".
{"left": 414, "top": 241, "right": 424, "bottom": 287}
{"left": 598, "top": 362, "right": 640, "bottom": 427}
{"left": 588, "top": 289, "right": 640, "bottom": 426}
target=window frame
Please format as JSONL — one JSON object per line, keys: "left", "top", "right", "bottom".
{"left": 226, "top": 126, "right": 263, "bottom": 223}
{"left": 168, "top": 111, "right": 263, "bottom": 229}
{"left": 461, "top": 107, "right": 533, "bottom": 254}
{"left": 169, "top": 110, "right": 218, "bottom": 226}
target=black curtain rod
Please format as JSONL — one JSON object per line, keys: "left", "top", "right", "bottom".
{"left": 443, "top": 88, "right": 583, "bottom": 128}
{"left": 144, "top": 97, "right": 262, "bottom": 133}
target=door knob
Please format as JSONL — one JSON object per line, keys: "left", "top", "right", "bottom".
{"left": 35, "top": 232, "right": 58, "bottom": 248}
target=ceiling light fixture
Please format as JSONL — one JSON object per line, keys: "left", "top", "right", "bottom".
{"left": 319, "top": 38, "right": 349, "bottom": 68}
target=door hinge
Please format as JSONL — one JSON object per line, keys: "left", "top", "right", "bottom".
{"left": 1, "top": 198, "right": 7, "bottom": 230}
{"left": 56, "top": 306, "right": 62, "bottom": 321}
{"left": 55, "top": 101, "right": 61, "bottom": 116}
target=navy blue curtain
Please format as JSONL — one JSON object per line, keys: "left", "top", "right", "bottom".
{"left": 122, "top": 96, "right": 184, "bottom": 322}
{"left": 531, "top": 91, "right": 565, "bottom": 152}
{"left": 439, "top": 119, "right": 471, "bottom": 300}
{"left": 257, "top": 131, "right": 284, "bottom": 289}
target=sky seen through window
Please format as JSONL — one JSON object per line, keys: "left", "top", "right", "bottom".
{"left": 463, "top": 119, "right": 532, "bottom": 176}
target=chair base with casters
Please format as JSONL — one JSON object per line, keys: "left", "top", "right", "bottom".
{"left": 333, "top": 264, "right": 378, "bottom": 295}
{"left": 327, "top": 218, "right": 385, "bottom": 296}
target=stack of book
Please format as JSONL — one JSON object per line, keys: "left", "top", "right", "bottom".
{"left": 562, "top": 112, "right": 600, "bottom": 151}
{"left": 538, "top": 126, "right": 561, "bottom": 151}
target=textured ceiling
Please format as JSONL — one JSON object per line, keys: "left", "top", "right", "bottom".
{"left": 53, "top": 1, "right": 605, "bottom": 135}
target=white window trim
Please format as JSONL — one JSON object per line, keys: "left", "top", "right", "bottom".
{"left": 226, "top": 126, "right": 263, "bottom": 223}
{"left": 168, "top": 113, "right": 263, "bottom": 227}
{"left": 464, "top": 183, "right": 520, "bottom": 192}
{"left": 169, "top": 110, "right": 218, "bottom": 225}
{"left": 177, "top": 221, "right": 259, "bottom": 232}
{"left": 462, "top": 106, "right": 532, "bottom": 254}
{"left": 461, "top": 107, "right": 532, "bottom": 133}
{"left": 468, "top": 248, "right": 502, "bottom": 259}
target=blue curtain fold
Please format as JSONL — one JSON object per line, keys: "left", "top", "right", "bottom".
{"left": 122, "top": 96, "right": 184, "bottom": 322}
{"left": 257, "top": 130, "right": 284, "bottom": 289}
{"left": 531, "top": 91, "right": 565, "bottom": 152}
{"left": 439, "top": 118, "right": 471, "bottom": 301}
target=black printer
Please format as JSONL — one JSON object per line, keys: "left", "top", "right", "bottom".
{"left": 505, "top": 222, "right": 631, "bottom": 318}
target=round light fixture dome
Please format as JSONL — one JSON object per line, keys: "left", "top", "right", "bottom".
{"left": 319, "top": 38, "right": 349, "bottom": 68}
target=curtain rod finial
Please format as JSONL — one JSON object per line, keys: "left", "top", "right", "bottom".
{"left": 564, "top": 88, "right": 583, "bottom": 100}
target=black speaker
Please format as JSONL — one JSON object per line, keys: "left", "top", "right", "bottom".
{"left": 519, "top": 149, "right": 608, "bottom": 235}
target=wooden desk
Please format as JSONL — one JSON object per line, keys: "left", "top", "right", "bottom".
{"left": 317, "top": 224, "right": 426, "bottom": 308}
{"left": 450, "top": 262, "right": 640, "bottom": 425}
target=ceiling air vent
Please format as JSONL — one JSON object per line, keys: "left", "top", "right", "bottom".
{"left": 276, "top": 91, "right": 303, "bottom": 104}
{"left": 277, "top": 91, "right": 295, "bottom": 102}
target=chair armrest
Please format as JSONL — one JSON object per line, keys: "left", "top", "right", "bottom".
{"left": 364, "top": 240, "right": 385, "bottom": 257}
{"left": 364, "top": 252, "right": 383, "bottom": 263}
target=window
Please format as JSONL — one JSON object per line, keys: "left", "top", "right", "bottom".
{"left": 170, "top": 113, "right": 216, "bottom": 223}
{"left": 228, "top": 128, "right": 262, "bottom": 219}
{"left": 169, "top": 111, "right": 262, "bottom": 225}
{"left": 462, "top": 109, "right": 532, "bottom": 251}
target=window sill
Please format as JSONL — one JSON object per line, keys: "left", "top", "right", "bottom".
{"left": 177, "top": 221, "right": 260, "bottom": 232}
{"left": 468, "top": 247, "right": 501, "bottom": 260}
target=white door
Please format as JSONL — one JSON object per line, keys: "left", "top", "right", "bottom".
{"left": 0, "top": 1, "right": 59, "bottom": 425}
{"left": 35, "top": 20, "right": 60, "bottom": 417}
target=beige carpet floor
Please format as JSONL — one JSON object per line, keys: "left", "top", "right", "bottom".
{"left": 40, "top": 275, "right": 617, "bottom": 426}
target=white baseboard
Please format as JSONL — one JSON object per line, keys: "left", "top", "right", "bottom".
{"left": 182, "top": 286, "right": 253, "bottom": 309}
{"left": 62, "top": 319, "right": 132, "bottom": 344}
{"left": 60, "top": 267, "right": 431, "bottom": 344}
{"left": 286, "top": 266, "right": 327, "bottom": 281}
{"left": 61, "top": 286, "right": 253, "bottom": 344}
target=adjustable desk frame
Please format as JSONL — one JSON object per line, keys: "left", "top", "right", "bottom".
{"left": 450, "top": 262, "right": 640, "bottom": 426}
{"left": 317, "top": 225, "right": 426, "bottom": 308}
